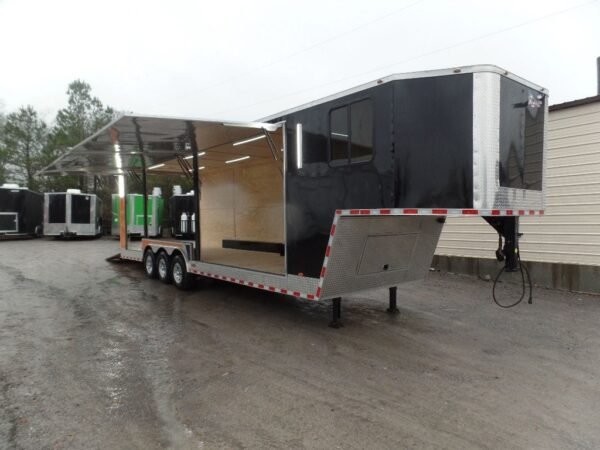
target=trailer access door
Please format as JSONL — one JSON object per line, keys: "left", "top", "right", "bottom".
{"left": 0, "top": 213, "right": 18, "bottom": 233}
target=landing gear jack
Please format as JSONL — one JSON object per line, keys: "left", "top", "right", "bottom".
{"left": 387, "top": 286, "right": 399, "bottom": 314}
{"left": 329, "top": 297, "right": 343, "bottom": 328}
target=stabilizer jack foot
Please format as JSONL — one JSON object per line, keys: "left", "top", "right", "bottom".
{"left": 329, "top": 297, "right": 343, "bottom": 328}
{"left": 387, "top": 286, "right": 399, "bottom": 314}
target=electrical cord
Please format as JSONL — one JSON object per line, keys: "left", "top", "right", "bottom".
{"left": 492, "top": 239, "right": 533, "bottom": 309}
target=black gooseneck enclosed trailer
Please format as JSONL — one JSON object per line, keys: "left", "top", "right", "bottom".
{"left": 38, "top": 65, "right": 547, "bottom": 325}
{"left": 0, "top": 184, "right": 44, "bottom": 237}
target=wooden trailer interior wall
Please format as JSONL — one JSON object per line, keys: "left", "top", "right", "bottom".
{"left": 199, "top": 138, "right": 285, "bottom": 274}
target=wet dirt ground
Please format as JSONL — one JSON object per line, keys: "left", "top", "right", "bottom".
{"left": 1, "top": 238, "right": 600, "bottom": 449}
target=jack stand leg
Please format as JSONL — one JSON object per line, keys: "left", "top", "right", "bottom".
{"left": 387, "top": 286, "right": 399, "bottom": 314}
{"left": 329, "top": 297, "right": 343, "bottom": 328}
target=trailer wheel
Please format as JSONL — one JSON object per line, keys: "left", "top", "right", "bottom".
{"left": 144, "top": 249, "right": 158, "bottom": 279}
{"left": 171, "top": 254, "right": 192, "bottom": 290}
{"left": 157, "top": 251, "right": 172, "bottom": 284}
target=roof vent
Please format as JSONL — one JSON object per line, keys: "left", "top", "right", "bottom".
{"left": 66, "top": 188, "right": 82, "bottom": 194}
{"left": 1, "top": 183, "right": 20, "bottom": 189}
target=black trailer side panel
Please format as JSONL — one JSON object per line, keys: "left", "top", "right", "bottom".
{"left": 0, "top": 188, "right": 43, "bottom": 235}
{"left": 275, "top": 83, "right": 395, "bottom": 277}
{"left": 393, "top": 74, "right": 474, "bottom": 208}
{"left": 0, "top": 189, "right": 19, "bottom": 213}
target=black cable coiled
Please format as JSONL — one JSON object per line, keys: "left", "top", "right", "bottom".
{"left": 492, "top": 253, "right": 533, "bottom": 308}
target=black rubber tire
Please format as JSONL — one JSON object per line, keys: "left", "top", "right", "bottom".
{"left": 157, "top": 252, "right": 172, "bottom": 284}
{"left": 171, "top": 254, "right": 192, "bottom": 290}
{"left": 143, "top": 249, "right": 158, "bottom": 279}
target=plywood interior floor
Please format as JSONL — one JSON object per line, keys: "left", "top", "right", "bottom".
{"left": 201, "top": 247, "right": 285, "bottom": 275}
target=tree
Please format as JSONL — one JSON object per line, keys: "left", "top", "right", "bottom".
{"left": 0, "top": 109, "right": 9, "bottom": 184}
{"left": 50, "top": 80, "right": 114, "bottom": 147}
{"left": 42, "top": 80, "right": 115, "bottom": 192}
{"left": 2, "top": 106, "right": 47, "bottom": 190}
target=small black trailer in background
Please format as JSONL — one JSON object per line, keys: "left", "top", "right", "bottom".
{"left": 44, "top": 189, "right": 103, "bottom": 237}
{"left": 0, "top": 184, "right": 43, "bottom": 238}
{"left": 38, "top": 65, "right": 548, "bottom": 325}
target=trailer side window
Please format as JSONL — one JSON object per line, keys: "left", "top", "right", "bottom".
{"left": 329, "top": 99, "right": 373, "bottom": 165}
{"left": 330, "top": 106, "right": 349, "bottom": 164}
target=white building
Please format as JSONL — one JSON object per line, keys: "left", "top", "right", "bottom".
{"left": 435, "top": 92, "right": 600, "bottom": 292}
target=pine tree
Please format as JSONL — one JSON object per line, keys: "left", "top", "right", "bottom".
{"left": 2, "top": 106, "right": 47, "bottom": 190}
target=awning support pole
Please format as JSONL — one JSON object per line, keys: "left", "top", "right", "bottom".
{"left": 175, "top": 155, "right": 193, "bottom": 181}
{"left": 133, "top": 119, "right": 149, "bottom": 238}
{"left": 187, "top": 122, "right": 201, "bottom": 260}
{"left": 263, "top": 128, "right": 283, "bottom": 177}
{"left": 262, "top": 128, "right": 278, "bottom": 161}
{"left": 119, "top": 180, "right": 127, "bottom": 250}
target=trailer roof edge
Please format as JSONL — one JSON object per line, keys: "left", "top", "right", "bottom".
{"left": 259, "top": 64, "right": 548, "bottom": 122}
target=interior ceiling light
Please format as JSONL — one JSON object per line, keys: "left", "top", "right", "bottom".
{"left": 148, "top": 163, "right": 165, "bottom": 170}
{"left": 188, "top": 166, "right": 206, "bottom": 171}
{"left": 232, "top": 135, "right": 265, "bottom": 146}
{"left": 184, "top": 151, "right": 206, "bottom": 160}
{"left": 225, "top": 156, "right": 250, "bottom": 164}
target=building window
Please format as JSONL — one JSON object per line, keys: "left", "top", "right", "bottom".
{"left": 329, "top": 99, "right": 373, "bottom": 165}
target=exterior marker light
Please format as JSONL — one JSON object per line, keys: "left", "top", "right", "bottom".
{"left": 296, "top": 123, "right": 303, "bottom": 169}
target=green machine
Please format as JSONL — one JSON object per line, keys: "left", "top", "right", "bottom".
{"left": 112, "top": 189, "right": 164, "bottom": 237}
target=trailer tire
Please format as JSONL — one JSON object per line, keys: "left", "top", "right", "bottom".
{"left": 144, "top": 249, "right": 158, "bottom": 279}
{"left": 171, "top": 254, "right": 192, "bottom": 290}
{"left": 157, "top": 251, "right": 172, "bottom": 284}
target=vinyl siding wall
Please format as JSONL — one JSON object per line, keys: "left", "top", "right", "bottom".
{"left": 436, "top": 101, "right": 600, "bottom": 266}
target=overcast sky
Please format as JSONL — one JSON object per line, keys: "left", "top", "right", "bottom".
{"left": 0, "top": 0, "right": 599, "bottom": 122}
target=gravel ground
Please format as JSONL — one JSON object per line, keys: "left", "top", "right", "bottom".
{"left": 1, "top": 238, "right": 600, "bottom": 449}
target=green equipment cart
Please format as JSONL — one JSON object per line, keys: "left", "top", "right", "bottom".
{"left": 112, "top": 191, "right": 164, "bottom": 237}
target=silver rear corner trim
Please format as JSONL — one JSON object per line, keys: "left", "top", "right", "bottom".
{"left": 473, "top": 71, "right": 501, "bottom": 211}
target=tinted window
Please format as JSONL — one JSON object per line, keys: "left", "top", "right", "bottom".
{"left": 350, "top": 100, "right": 373, "bottom": 162}
{"left": 71, "top": 194, "right": 91, "bottom": 223}
{"left": 48, "top": 194, "right": 66, "bottom": 223}
{"left": 499, "top": 78, "right": 544, "bottom": 191}
{"left": 329, "top": 99, "right": 373, "bottom": 165}
{"left": 330, "top": 106, "right": 348, "bottom": 164}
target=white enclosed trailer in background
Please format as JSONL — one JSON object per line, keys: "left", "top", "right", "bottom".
{"left": 44, "top": 189, "right": 103, "bottom": 237}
